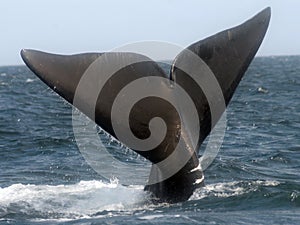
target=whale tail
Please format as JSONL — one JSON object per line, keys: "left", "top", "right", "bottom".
{"left": 21, "top": 8, "right": 270, "bottom": 203}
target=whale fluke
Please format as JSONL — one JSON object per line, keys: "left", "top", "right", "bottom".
{"left": 21, "top": 7, "right": 271, "bottom": 203}
{"left": 171, "top": 7, "right": 271, "bottom": 146}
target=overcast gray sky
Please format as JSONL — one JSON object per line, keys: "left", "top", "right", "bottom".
{"left": 0, "top": 0, "right": 299, "bottom": 65}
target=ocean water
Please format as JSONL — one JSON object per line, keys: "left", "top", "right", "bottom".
{"left": 0, "top": 56, "right": 299, "bottom": 224}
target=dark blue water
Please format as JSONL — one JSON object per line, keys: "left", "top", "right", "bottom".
{"left": 0, "top": 56, "right": 299, "bottom": 224}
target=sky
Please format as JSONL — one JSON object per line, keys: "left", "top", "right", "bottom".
{"left": 0, "top": 0, "right": 299, "bottom": 65}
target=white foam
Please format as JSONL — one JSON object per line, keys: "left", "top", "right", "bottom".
{"left": 0, "top": 180, "right": 147, "bottom": 219}
{"left": 139, "top": 214, "right": 164, "bottom": 220}
{"left": 258, "top": 87, "right": 268, "bottom": 93}
{"left": 190, "top": 180, "right": 280, "bottom": 200}
{"left": 0, "top": 179, "right": 280, "bottom": 220}
{"left": 25, "top": 78, "right": 35, "bottom": 83}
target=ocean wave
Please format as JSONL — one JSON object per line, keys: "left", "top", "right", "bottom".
{"left": 0, "top": 179, "right": 282, "bottom": 221}
{"left": 0, "top": 180, "right": 147, "bottom": 220}
{"left": 190, "top": 180, "right": 280, "bottom": 200}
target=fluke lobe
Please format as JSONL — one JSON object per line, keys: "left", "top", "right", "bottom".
{"left": 21, "top": 8, "right": 271, "bottom": 203}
